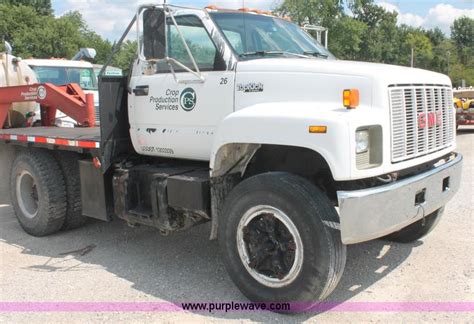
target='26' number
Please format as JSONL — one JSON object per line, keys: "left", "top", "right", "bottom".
{"left": 220, "top": 78, "right": 228, "bottom": 85}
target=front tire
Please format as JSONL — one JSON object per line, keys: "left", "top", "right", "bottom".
{"left": 10, "top": 150, "right": 67, "bottom": 236}
{"left": 219, "top": 172, "right": 346, "bottom": 311}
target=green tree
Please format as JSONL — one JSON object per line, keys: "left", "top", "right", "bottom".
{"left": 1, "top": 0, "right": 53, "bottom": 15}
{"left": 450, "top": 61, "right": 474, "bottom": 87}
{"left": 58, "top": 11, "right": 114, "bottom": 63}
{"left": 81, "top": 31, "right": 113, "bottom": 64}
{"left": 451, "top": 16, "right": 474, "bottom": 66}
{"left": 0, "top": 4, "right": 113, "bottom": 64}
{"left": 276, "top": 0, "right": 400, "bottom": 63}
{"left": 424, "top": 27, "right": 445, "bottom": 47}
{"left": 430, "top": 39, "right": 452, "bottom": 75}
{"left": 350, "top": 0, "right": 395, "bottom": 28}
{"left": 328, "top": 16, "right": 367, "bottom": 60}
{"left": 405, "top": 29, "right": 433, "bottom": 69}
{"left": 0, "top": 4, "right": 47, "bottom": 57}
{"left": 112, "top": 40, "right": 137, "bottom": 71}
{"left": 451, "top": 16, "right": 474, "bottom": 49}
{"left": 350, "top": 0, "right": 399, "bottom": 62}
{"left": 275, "top": 0, "right": 474, "bottom": 84}
{"left": 2, "top": 0, "right": 473, "bottom": 85}
{"left": 0, "top": 6, "right": 87, "bottom": 58}
{"left": 276, "top": 0, "right": 345, "bottom": 30}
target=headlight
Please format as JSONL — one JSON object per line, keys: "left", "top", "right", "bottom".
{"left": 356, "top": 130, "right": 369, "bottom": 153}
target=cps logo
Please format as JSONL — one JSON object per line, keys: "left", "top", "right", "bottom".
{"left": 37, "top": 86, "right": 47, "bottom": 100}
{"left": 180, "top": 88, "right": 197, "bottom": 112}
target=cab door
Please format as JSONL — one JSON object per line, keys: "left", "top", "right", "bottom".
{"left": 129, "top": 11, "right": 236, "bottom": 161}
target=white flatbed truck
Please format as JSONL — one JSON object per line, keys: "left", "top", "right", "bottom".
{"left": 0, "top": 4, "right": 463, "bottom": 310}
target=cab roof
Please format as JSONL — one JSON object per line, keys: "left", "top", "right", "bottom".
{"left": 23, "top": 59, "right": 94, "bottom": 68}
{"left": 204, "top": 5, "right": 290, "bottom": 20}
{"left": 205, "top": 6, "right": 272, "bottom": 15}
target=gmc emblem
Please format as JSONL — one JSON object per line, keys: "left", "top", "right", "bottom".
{"left": 418, "top": 112, "right": 442, "bottom": 129}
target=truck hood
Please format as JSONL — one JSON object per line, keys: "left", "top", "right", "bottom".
{"left": 237, "top": 58, "right": 451, "bottom": 87}
{"left": 235, "top": 58, "right": 452, "bottom": 113}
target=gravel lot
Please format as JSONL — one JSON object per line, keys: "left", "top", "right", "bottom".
{"left": 0, "top": 127, "right": 472, "bottom": 323}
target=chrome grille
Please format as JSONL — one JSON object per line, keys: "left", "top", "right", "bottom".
{"left": 389, "top": 85, "right": 455, "bottom": 163}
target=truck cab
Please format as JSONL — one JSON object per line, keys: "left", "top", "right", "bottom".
{"left": 130, "top": 6, "right": 457, "bottom": 178}
{"left": 0, "top": 4, "right": 463, "bottom": 311}
{"left": 124, "top": 4, "right": 462, "bottom": 303}
{"left": 24, "top": 59, "right": 100, "bottom": 127}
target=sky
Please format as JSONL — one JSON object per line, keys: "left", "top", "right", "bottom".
{"left": 52, "top": 0, "right": 474, "bottom": 41}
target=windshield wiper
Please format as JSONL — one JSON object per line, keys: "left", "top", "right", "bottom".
{"left": 239, "top": 51, "right": 308, "bottom": 58}
{"left": 303, "top": 51, "right": 329, "bottom": 58}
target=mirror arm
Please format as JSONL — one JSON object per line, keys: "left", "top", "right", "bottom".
{"left": 167, "top": 58, "right": 205, "bottom": 83}
{"left": 167, "top": 60, "right": 178, "bottom": 82}
{"left": 137, "top": 5, "right": 205, "bottom": 84}
{"left": 165, "top": 6, "right": 204, "bottom": 82}
{"left": 147, "top": 57, "right": 205, "bottom": 84}
{"left": 100, "top": 15, "right": 137, "bottom": 78}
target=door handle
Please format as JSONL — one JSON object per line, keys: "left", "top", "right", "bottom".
{"left": 133, "top": 86, "right": 149, "bottom": 96}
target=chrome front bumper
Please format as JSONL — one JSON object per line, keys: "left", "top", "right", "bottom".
{"left": 337, "top": 154, "right": 463, "bottom": 244}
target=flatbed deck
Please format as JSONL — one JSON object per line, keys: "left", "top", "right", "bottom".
{"left": 0, "top": 127, "right": 100, "bottom": 151}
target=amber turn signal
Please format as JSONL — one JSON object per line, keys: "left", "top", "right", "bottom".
{"left": 309, "top": 126, "right": 327, "bottom": 134}
{"left": 343, "top": 89, "right": 360, "bottom": 109}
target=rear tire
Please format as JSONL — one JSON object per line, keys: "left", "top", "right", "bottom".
{"left": 54, "top": 152, "right": 87, "bottom": 230}
{"left": 219, "top": 172, "right": 346, "bottom": 312}
{"left": 10, "top": 150, "right": 67, "bottom": 236}
{"left": 383, "top": 208, "right": 444, "bottom": 243}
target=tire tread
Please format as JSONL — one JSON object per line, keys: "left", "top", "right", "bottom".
{"left": 10, "top": 149, "right": 66, "bottom": 236}
{"left": 54, "top": 152, "right": 86, "bottom": 230}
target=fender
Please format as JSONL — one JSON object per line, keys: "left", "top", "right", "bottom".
{"left": 210, "top": 102, "right": 353, "bottom": 180}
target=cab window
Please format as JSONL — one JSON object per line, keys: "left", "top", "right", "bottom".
{"left": 159, "top": 15, "right": 225, "bottom": 72}
{"left": 222, "top": 30, "right": 244, "bottom": 54}
{"left": 31, "top": 66, "right": 98, "bottom": 90}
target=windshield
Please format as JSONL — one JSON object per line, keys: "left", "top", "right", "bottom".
{"left": 210, "top": 12, "right": 335, "bottom": 59}
{"left": 31, "top": 66, "right": 98, "bottom": 90}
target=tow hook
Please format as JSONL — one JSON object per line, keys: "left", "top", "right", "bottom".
{"left": 414, "top": 188, "right": 427, "bottom": 227}
{"left": 415, "top": 202, "right": 427, "bottom": 227}
{"left": 377, "top": 172, "right": 399, "bottom": 183}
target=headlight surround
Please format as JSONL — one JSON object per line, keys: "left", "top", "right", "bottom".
{"left": 356, "top": 130, "right": 369, "bottom": 154}
{"left": 355, "top": 126, "right": 382, "bottom": 170}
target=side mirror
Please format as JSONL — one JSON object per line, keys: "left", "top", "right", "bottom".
{"left": 4, "top": 41, "right": 13, "bottom": 55}
{"left": 143, "top": 8, "right": 166, "bottom": 60}
{"left": 72, "top": 48, "right": 97, "bottom": 61}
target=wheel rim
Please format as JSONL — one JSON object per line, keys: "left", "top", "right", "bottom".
{"left": 236, "top": 205, "right": 304, "bottom": 288}
{"left": 16, "top": 170, "right": 39, "bottom": 219}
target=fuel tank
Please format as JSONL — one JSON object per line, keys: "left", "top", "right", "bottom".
{"left": 0, "top": 53, "right": 38, "bottom": 127}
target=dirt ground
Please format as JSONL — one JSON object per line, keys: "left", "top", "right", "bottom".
{"left": 0, "top": 128, "right": 472, "bottom": 323}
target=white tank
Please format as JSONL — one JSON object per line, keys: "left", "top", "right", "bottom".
{"left": 0, "top": 53, "right": 38, "bottom": 127}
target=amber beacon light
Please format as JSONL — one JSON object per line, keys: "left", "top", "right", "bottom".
{"left": 343, "top": 89, "right": 360, "bottom": 109}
